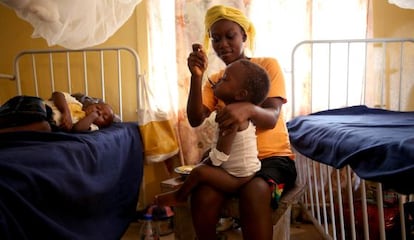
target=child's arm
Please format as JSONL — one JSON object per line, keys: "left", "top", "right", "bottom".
{"left": 71, "top": 112, "right": 98, "bottom": 132}
{"left": 215, "top": 124, "right": 238, "bottom": 155}
{"left": 51, "top": 92, "right": 72, "bottom": 131}
{"left": 209, "top": 121, "right": 248, "bottom": 166}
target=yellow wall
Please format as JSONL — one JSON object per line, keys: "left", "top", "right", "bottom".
{"left": 372, "top": 0, "right": 414, "bottom": 38}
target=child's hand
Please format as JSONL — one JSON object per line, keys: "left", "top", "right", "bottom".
{"left": 87, "top": 111, "right": 99, "bottom": 121}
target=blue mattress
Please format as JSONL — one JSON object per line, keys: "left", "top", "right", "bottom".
{"left": 287, "top": 105, "right": 414, "bottom": 194}
{"left": 0, "top": 122, "right": 144, "bottom": 240}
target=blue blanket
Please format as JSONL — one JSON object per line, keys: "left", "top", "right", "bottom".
{"left": 0, "top": 122, "right": 144, "bottom": 240}
{"left": 287, "top": 105, "right": 414, "bottom": 194}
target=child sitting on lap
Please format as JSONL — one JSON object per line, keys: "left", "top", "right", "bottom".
{"left": 155, "top": 59, "right": 270, "bottom": 206}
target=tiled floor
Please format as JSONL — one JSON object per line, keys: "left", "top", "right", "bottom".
{"left": 121, "top": 220, "right": 323, "bottom": 240}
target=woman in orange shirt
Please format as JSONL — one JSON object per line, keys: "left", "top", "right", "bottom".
{"left": 186, "top": 5, "right": 297, "bottom": 240}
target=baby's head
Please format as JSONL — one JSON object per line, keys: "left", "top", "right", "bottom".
{"left": 84, "top": 102, "right": 114, "bottom": 128}
{"left": 213, "top": 59, "right": 270, "bottom": 105}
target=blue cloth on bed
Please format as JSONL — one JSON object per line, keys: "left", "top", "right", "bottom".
{"left": 287, "top": 105, "right": 414, "bottom": 194}
{"left": 0, "top": 122, "right": 144, "bottom": 240}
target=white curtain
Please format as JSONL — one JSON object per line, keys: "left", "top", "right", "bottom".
{"left": 146, "top": 0, "right": 178, "bottom": 118}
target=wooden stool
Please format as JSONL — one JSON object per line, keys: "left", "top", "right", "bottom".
{"left": 161, "top": 177, "right": 306, "bottom": 240}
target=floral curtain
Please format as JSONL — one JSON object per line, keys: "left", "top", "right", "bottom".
{"left": 147, "top": 0, "right": 369, "bottom": 166}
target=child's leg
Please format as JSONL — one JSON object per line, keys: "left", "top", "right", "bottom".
{"left": 156, "top": 163, "right": 252, "bottom": 206}
{"left": 0, "top": 96, "right": 51, "bottom": 132}
{"left": 186, "top": 164, "right": 253, "bottom": 194}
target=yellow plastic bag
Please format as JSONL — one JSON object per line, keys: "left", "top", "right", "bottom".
{"left": 138, "top": 75, "right": 179, "bottom": 163}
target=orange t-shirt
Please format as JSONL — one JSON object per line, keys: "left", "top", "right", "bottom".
{"left": 202, "top": 57, "right": 295, "bottom": 160}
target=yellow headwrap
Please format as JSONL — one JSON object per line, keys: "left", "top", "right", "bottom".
{"left": 204, "top": 5, "right": 256, "bottom": 53}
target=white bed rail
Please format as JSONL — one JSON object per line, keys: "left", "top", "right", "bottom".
{"left": 2, "top": 46, "right": 143, "bottom": 122}
{"left": 290, "top": 38, "right": 414, "bottom": 240}
{"left": 290, "top": 38, "right": 414, "bottom": 118}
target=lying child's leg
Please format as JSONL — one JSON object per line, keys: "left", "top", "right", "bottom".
{"left": 0, "top": 96, "right": 52, "bottom": 133}
{"left": 0, "top": 120, "right": 51, "bottom": 133}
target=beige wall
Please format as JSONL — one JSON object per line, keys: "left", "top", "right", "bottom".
{"left": 370, "top": 1, "right": 414, "bottom": 110}
{"left": 372, "top": 0, "right": 414, "bottom": 38}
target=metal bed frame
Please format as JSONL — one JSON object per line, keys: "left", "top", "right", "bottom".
{"left": 0, "top": 46, "right": 146, "bottom": 209}
{"left": 0, "top": 46, "right": 143, "bottom": 122}
{"left": 290, "top": 38, "right": 414, "bottom": 240}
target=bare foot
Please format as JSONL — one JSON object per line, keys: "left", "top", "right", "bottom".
{"left": 155, "top": 190, "right": 187, "bottom": 207}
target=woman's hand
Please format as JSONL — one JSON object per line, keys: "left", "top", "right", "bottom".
{"left": 216, "top": 97, "right": 283, "bottom": 132}
{"left": 187, "top": 43, "right": 208, "bottom": 78}
{"left": 215, "top": 102, "right": 252, "bottom": 133}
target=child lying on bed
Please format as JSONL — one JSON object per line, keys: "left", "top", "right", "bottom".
{"left": 155, "top": 59, "right": 270, "bottom": 206}
{"left": 45, "top": 91, "right": 115, "bottom": 132}
{"left": 0, "top": 92, "right": 114, "bottom": 133}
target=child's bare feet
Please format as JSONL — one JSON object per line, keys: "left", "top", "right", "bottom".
{"left": 154, "top": 190, "right": 187, "bottom": 207}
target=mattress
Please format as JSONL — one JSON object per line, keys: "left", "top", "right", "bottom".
{"left": 287, "top": 105, "right": 414, "bottom": 194}
{"left": 0, "top": 122, "right": 144, "bottom": 240}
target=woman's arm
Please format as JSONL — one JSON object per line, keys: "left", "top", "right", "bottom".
{"left": 187, "top": 74, "right": 211, "bottom": 127}
{"left": 215, "top": 97, "right": 283, "bottom": 131}
{"left": 186, "top": 44, "right": 211, "bottom": 127}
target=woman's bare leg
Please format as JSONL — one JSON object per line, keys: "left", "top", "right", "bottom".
{"left": 239, "top": 177, "right": 273, "bottom": 240}
{"left": 191, "top": 184, "right": 225, "bottom": 240}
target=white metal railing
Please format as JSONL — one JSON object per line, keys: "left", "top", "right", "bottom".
{"left": 5, "top": 46, "right": 143, "bottom": 122}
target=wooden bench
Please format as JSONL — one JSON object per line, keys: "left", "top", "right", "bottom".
{"left": 161, "top": 177, "right": 306, "bottom": 240}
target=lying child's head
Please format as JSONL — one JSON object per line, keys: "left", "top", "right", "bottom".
{"left": 84, "top": 102, "right": 114, "bottom": 128}
{"left": 213, "top": 59, "right": 270, "bottom": 105}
